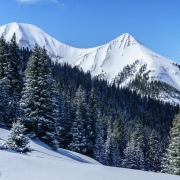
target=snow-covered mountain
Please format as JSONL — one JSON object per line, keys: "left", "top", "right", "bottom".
{"left": 0, "top": 22, "right": 97, "bottom": 64}
{"left": 0, "top": 128, "right": 179, "bottom": 180}
{"left": 1, "top": 22, "right": 180, "bottom": 96}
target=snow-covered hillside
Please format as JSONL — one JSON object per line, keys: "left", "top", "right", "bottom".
{"left": 0, "top": 128, "right": 179, "bottom": 180}
{"left": 0, "top": 22, "right": 180, "bottom": 92}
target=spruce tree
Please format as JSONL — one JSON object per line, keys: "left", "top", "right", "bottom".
{"left": 20, "top": 44, "right": 41, "bottom": 131}
{"left": 122, "top": 141, "right": 137, "bottom": 169}
{"left": 147, "top": 130, "right": 162, "bottom": 172}
{"left": 69, "top": 86, "right": 89, "bottom": 154}
{"left": 6, "top": 119, "right": 31, "bottom": 153}
{"left": 57, "top": 89, "right": 72, "bottom": 149}
{"left": 112, "top": 145, "right": 122, "bottom": 167}
{"left": 86, "top": 87, "right": 98, "bottom": 156}
{"left": 0, "top": 35, "right": 7, "bottom": 79}
{"left": 93, "top": 110, "right": 105, "bottom": 163}
{"left": 7, "top": 33, "right": 23, "bottom": 124}
{"left": 7, "top": 33, "right": 23, "bottom": 97}
{"left": 20, "top": 45, "right": 59, "bottom": 150}
{"left": 112, "top": 113, "right": 125, "bottom": 167}
{"left": 57, "top": 90, "right": 67, "bottom": 148}
{"left": 37, "top": 47, "right": 59, "bottom": 150}
{"left": 0, "top": 77, "right": 11, "bottom": 127}
{"left": 162, "top": 110, "right": 180, "bottom": 175}
{"left": 0, "top": 35, "right": 9, "bottom": 127}
{"left": 105, "top": 117, "right": 116, "bottom": 166}
{"left": 122, "top": 120, "right": 145, "bottom": 170}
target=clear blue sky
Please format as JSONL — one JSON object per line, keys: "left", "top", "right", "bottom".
{"left": 0, "top": 0, "right": 180, "bottom": 63}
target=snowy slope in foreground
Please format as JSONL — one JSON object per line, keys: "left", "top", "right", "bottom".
{"left": 0, "top": 128, "right": 179, "bottom": 180}
{"left": 0, "top": 22, "right": 180, "bottom": 91}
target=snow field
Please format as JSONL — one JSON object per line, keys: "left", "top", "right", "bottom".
{"left": 0, "top": 128, "right": 179, "bottom": 180}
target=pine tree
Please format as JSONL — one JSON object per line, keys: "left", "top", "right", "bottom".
{"left": 93, "top": 110, "right": 105, "bottom": 163}
{"left": 86, "top": 87, "right": 98, "bottom": 156}
{"left": 6, "top": 119, "right": 31, "bottom": 153}
{"left": 122, "top": 120, "right": 145, "bottom": 170}
{"left": 57, "top": 88, "right": 72, "bottom": 149}
{"left": 161, "top": 110, "right": 180, "bottom": 175}
{"left": 64, "top": 90, "right": 73, "bottom": 146}
{"left": 20, "top": 44, "right": 41, "bottom": 131}
{"left": 0, "top": 35, "right": 10, "bottom": 127}
{"left": 20, "top": 45, "right": 59, "bottom": 150}
{"left": 0, "top": 35, "right": 7, "bottom": 79}
{"left": 113, "top": 144, "right": 122, "bottom": 167}
{"left": 0, "top": 77, "right": 11, "bottom": 127}
{"left": 105, "top": 117, "right": 116, "bottom": 166}
{"left": 122, "top": 141, "right": 137, "bottom": 169}
{"left": 112, "top": 113, "right": 125, "bottom": 167}
{"left": 57, "top": 89, "right": 67, "bottom": 148}
{"left": 7, "top": 33, "right": 23, "bottom": 97}
{"left": 147, "top": 130, "right": 162, "bottom": 172}
{"left": 7, "top": 33, "right": 23, "bottom": 124}
{"left": 36, "top": 47, "right": 59, "bottom": 150}
{"left": 69, "top": 86, "right": 89, "bottom": 154}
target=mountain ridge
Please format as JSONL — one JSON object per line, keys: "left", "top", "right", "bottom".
{"left": 1, "top": 22, "right": 180, "bottom": 99}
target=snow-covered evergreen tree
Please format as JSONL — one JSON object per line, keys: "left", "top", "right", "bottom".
{"left": 0, "top": 35, "right": 9, "bottom": 127}
{"left": 0, "top": 35, "right": 7, "bottom": 79}
{"left": 147, "top": 130, "right": 162, "bottom": 172}
{"left": 112, "top": 113, "right": 125, "bottom": 167}
{"left": 0, "top": 77, "right": 11, "bottom": 127}
{"left": 105, "top": 117, "right": 116, "bottom": 166}
{"left": 57, "top": 89, "right": 67, "bottom": 148}
{"left": 20, "top": 44, "right": 41, "bottom": 131}
{"left": 20, "top": 45, "right": 59, "bottom": 150}
{"left": 57, "top": 89, "right": 72, "bottom": 149}
{"left": 122, "top": 141, "right": 136, "bottom": 169}
{"left": 161, "top": 110, "right": 180, "bottom": 175}
{"left": 7, "top": 33, "right": 23, "bottom": 124}
{"left": 86, "top": 87, "right": 98, "bottom": 156}
{"left": 6, "top": 119, "right": 31, "bottom": 153}
{"left": 122, "top": 120, "right": 145, "bottom": 170}
{"left": 112, "top": 144, "right": 122, "bottom": 167}
{"left": 36, "top": 47, "right": 59, "bottom": 150}
{"left": 69, "top": 86, "right": 89, "bottom": 154}
{"left": 93, "top": 110, "right": 105, "bottom": 163}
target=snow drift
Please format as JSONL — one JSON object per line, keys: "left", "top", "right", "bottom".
{"left": 0, "top": 128, "right": 179, "bottom": 180}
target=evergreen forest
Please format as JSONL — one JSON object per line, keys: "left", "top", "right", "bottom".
{"left": 0, "top": 34, "right": 180, "bottom": 175}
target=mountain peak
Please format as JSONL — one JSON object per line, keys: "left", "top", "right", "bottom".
{"left": 0, "top": 22, "right": 180, "bottom": 98}
{"left": 112, "top": 33, "right": 139, "bottom": 48}
{"left": 120, "top": 33, "right": 132, "bottom": 37}
{"left": 0, "top": 22, "right": 64, "bottom": 50}
{"left": 4, "top": 22, "right": 40, "bottom": 30}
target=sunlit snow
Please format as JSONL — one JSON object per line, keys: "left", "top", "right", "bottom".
{"left": 0, "top": 128, "right": 179, "bottom": 180}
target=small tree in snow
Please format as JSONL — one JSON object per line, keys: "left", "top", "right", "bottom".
{"left": 6, "top": 119, "right": 31, "bottom": 153}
